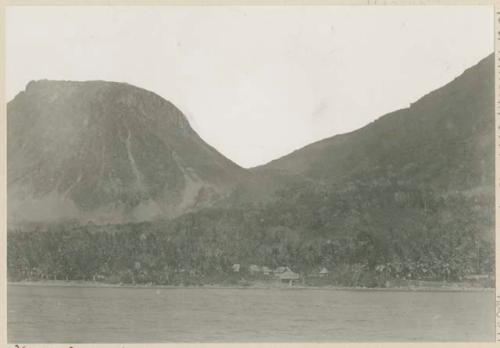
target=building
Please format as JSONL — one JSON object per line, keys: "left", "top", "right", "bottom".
{"left": 249, "top": 264, "right": 261, "bottom": 274}
{"left": 273, "top": 266, "right": 287, "bottom": 275}
{"left": 232, "top": 264, "right": 240, "bottom": 272}
{"left": 319, "top": 267, "right": 329, "bottom": 277}
{"left": 279, "top": 268, "right": 300, "bottom": 286}
{"left": 261, "top": 266, "right": 272, "bottom": 275}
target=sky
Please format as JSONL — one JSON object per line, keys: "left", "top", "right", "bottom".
{"left": 6, "top": 6, "right": 494, "bottom": 168}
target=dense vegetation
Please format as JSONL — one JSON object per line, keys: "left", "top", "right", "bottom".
{"left": 8, "top": 179, "right": 494, "bottom": 287}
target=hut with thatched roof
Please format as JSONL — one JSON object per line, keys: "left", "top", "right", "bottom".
{"left": 279, "top": 267, "right": 300, "bottom": 286}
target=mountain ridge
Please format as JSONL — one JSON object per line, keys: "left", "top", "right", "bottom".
{"left": 252, "top": 53, "right": 493, "bottom": 196}
{"left": 7, "top": 53, "right": 494, "bottom": 227}
{"left": 252, "top": 54, "right": 493, "bottom": 171}
{"left": 7, "top": 54, "right": 495, "bottom": 288}
{"left": 8, "top": 79, "right": 249, "bottom": 225}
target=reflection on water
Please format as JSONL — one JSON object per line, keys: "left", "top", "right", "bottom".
{"left": 7, "top": 284, "right": 495, "bottom": 343}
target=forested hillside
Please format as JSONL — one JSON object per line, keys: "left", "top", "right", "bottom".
{"left": 8, "top": 180, "right": 494, "bottom": 287}
{"left": 7, "top": 54, "right": 494, "bottom": 288}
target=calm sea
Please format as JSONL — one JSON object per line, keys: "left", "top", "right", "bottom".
{"left": 7, "top": 284, "right": 495, "bottom": 342}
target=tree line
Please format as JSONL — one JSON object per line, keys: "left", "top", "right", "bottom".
{"left": 8, "top": 180, "right": 494, "bottom": 287}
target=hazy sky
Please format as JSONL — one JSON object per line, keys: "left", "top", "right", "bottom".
{"left": 6, "top": 6, "right": 493, "bottom": 168}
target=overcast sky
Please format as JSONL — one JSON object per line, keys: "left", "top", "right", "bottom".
{"left": 6, "top": 6, "right": 493, "bottom": 168}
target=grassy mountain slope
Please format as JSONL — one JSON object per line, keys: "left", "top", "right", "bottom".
{"left": 254, "top": 54, "right": 494, "bottom": 196}
{"left": 8, "top": 80, "right": 249, "bottom": 225}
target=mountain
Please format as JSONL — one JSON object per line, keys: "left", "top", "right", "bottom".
{"left": 7, "top": 55, "right": 495, "bottom": 286}
{"left": 254, "top": 54, "right": 494, "bottom": 196}
{"left": 8, "top": 80, "right": 248, "bottom": 226}
{"left": 8, "top": 54, "right": 494, "bottom": 228}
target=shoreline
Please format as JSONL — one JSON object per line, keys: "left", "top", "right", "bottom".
{"left": 7, "top": 280, "right": 494, "bottom": 293}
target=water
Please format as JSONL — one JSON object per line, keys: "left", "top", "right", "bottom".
{"left": 7, "top": 284, "right": 495, "bottom": 343}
